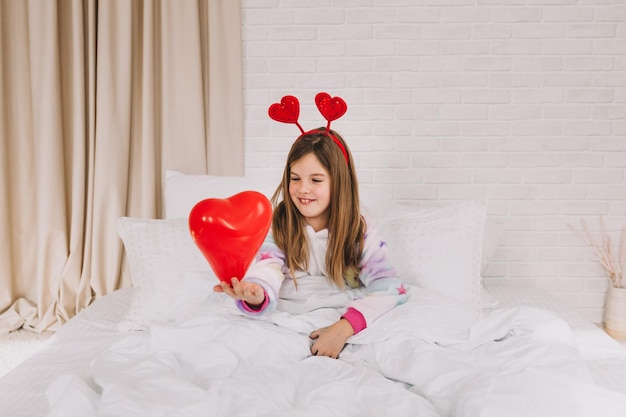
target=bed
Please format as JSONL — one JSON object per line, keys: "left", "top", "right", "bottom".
{"left": 2, "top": 171, "right": 626, "bottom": 417}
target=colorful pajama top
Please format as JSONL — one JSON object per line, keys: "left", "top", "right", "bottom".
{"left": 236, "top": 215, "right": 408, "bottom": 334}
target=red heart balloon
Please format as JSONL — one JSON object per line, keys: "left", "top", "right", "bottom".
{"left": 188, "top": 191, "right": 272, "bottom": 285}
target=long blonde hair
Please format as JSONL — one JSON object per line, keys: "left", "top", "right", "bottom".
{"left": 271, "top": 129, "right": 365, "bottom": 288}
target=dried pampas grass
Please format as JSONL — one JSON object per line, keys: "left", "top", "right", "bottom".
{"left": 569, "top": 217, "right": 626, "bottom": 289}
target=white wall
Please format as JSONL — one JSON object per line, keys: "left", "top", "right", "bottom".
{"left": 241, "top": 0, "right": 626, "bottom": 323}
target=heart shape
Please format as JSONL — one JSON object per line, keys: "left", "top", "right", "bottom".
{"left": 315, "top": 92, "right": 347, "bottom": 122}
{"left": 268, "top": 95, "right": 300, "bottom": 124}
{"left": 189, "top": 191, "right": 272, "bottom": 285}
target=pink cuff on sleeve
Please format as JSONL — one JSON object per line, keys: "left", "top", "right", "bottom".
{"left": 239, "top": 290, "right": 269, "bottom": 313}
{"left": 342, "top": 307, "right": 367, "bottom": 335}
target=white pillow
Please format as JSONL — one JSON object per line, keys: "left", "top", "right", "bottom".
{"left": 116, "top": 216, "right": 211, "bottom": 331}
{"left": 378, "top": 201, "right": 486, "bottom": 310}
{"left": 164, "top": 170, "right": 278, "bottom": 219}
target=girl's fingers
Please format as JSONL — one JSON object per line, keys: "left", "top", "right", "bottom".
{"left": 217, "top": 277, "right": 263, "bottom": 305}
{"left": 228, "top": 277, "right": 250, "bottom": 301}
{"left": 221, "top": 281, "right": 238, "bottom": 298}
{"left": 246, "top": 285, "right": 257, "bottom": 298}
{"left": 230, "top": 277, "right": 241, "bottom": 294}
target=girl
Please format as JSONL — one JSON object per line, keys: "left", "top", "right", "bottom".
{"left": 215, "top": 128, "right": 407, "bottom": 359}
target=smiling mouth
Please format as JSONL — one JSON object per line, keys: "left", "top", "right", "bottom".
{"left": 299, "top": 198, "right": 315, "bottom": 204}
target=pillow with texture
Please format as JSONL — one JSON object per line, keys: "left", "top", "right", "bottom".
{"left": 164, "top": 170, "right": 278, "bottom": 219}
{"left": 378, "top": 201, "right": 486, "bottom": 310}
{"left": 117, "top": 216, "right": 211, "bottom": 331}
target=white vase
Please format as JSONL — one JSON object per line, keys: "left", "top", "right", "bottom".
{"left": 605, "top": 286, "right": 626, "bottom": 340}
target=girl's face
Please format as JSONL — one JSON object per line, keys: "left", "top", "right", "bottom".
{"left": 288, "top": 152, "right": 331, "bottom": 232}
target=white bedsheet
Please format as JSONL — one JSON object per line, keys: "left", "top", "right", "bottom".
{"left": 0, "top": 289, "right": 133, "bottom": 417}
{"left": 44, "top": 278, "right": 626, "bottom": 417}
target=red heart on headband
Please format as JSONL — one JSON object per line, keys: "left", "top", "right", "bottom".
{"left": 268, "top": 95, "right": 300, "bottom": 124}
{"left": 315, "top": 92, "right": 347, "bottom": 122}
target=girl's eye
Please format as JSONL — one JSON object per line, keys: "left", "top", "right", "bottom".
{"left": 312, "top": 178, "right": 323, "bottom": 183}
{"left": 290, "top": 177, "right": 300, "bottom": 182}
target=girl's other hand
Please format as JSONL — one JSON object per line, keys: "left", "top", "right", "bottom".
{"left": 309, "top": 318, "right": 354, "bottom": 359}
{"left": 213, "top": 278, "right": 265, "bottom": 306}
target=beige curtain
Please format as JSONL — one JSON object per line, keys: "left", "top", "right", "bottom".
{"left": 0, "top": 0, "right": 243, "bottom": 334}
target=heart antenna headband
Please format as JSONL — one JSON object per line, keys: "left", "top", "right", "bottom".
{"left": 268, "top": 92, "right": 349, "bottom": 163}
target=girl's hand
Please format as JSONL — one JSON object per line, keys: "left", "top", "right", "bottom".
{"left": 309, "top": 318, "right": 354, "bottom": 359}
{"left": 213, "top": 278, "right": 265, "bottom": 307}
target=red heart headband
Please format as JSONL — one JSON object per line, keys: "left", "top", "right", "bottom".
{"left": 268, "top": 92, "right": 349, "bottom": 163}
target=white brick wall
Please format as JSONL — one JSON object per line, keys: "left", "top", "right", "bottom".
{"left": 241, "top": 0, "right": 626, "bottom": 323}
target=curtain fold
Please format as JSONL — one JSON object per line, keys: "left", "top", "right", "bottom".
{"left": 0, "top": 0, "right": 243, "bottom": 334}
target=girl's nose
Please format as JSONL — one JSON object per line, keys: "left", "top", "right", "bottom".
{"left": 299, "top": 182, "right": 311, "bottom": 194}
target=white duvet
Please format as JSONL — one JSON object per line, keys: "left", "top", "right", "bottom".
{"left": 45, "top": 275, "right": 626, "bottom": 417}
